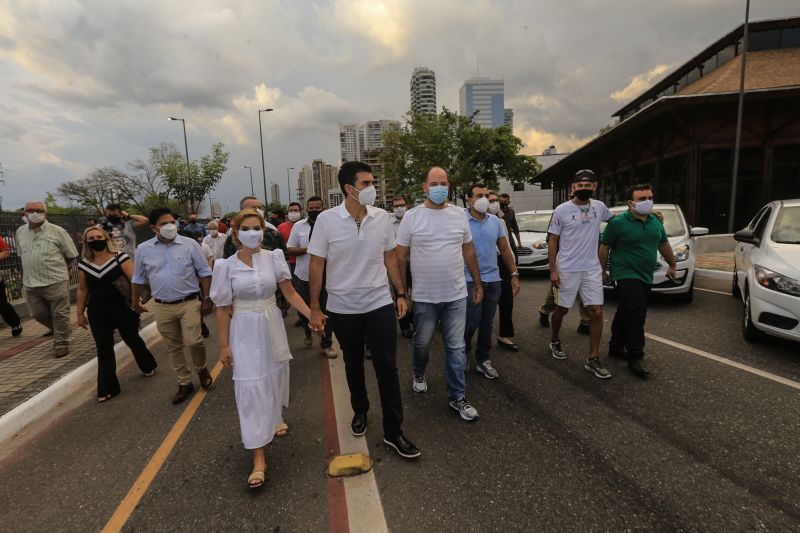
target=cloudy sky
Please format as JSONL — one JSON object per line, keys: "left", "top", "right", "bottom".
{"left": 1, "top": 0, "right": 797, "bottom": 213}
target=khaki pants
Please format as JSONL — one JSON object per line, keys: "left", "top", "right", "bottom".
{"left": 25, "top": 280, "right": 71, "bottom": 348}
{"left": 540, "top": 281, "right": 591, "bottom": 325}
{"left": 152, "top": 299, "right": 207, "bottom": 385}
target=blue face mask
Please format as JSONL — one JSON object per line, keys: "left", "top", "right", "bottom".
{"left": 428, "top": 185, "right": 449, "bottom": 204}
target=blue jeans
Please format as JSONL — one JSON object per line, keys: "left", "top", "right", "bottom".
{"left": 412, "top": 297, "right": 467, "bottom": 400}
{"left": 465, "top": 281, "right": 502, "bottom": 365}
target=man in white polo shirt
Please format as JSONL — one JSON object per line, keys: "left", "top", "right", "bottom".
{"left": 547, "top": 169, "right": 613, "bottom": 379}
{"left": 395, "top": 167, "right": 484, "bottom": 422}
{"left": 308, "top": 161, "right": 420, "bottom": 459}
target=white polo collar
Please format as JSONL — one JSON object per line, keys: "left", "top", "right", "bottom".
{"left": 335, "top": 202, "right": 379, "bottom": 220}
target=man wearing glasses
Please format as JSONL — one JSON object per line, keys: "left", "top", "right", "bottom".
{"left": 16, "top": 201, "right": 79, "bottom": 357}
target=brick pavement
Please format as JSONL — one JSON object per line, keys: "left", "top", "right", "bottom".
{"left": 696, "top": 252, "right": 735, "bottom": 272}
{"left": 0, "top": 304, "right": 155, "bottom": 417}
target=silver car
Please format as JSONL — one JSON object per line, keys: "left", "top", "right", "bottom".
{"left": 515, "top": 210, "right": 553, "bottom": 271}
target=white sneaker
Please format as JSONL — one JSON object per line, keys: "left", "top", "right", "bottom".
{"left": 476, "top": 361, "right": 499, "bottom": 379}
{"left": 412, "top": 374, "right": 427, "bottom": 393}
{"left": 449, "top": 397, "right": 479, "bottom": 421}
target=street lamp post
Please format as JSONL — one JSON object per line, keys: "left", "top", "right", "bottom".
{"left": 243, "top": 165, "right": 254, "bottom": 196}
{"left": 168, "top": 117, "right": 193, "bottom": 209}
{"left": 286, "top": 167, "right": 295, "bottom": 203}
{"left": 258, "top": 108, "right": 274, "bottom": 202}
{"left": 728, "top": 0, "right": 750, "bottom": 233}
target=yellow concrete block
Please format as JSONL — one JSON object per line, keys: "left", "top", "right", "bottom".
{"left": 327, "top": 453, "right": 373, "bottom": 478}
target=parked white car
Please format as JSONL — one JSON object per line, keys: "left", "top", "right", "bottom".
{"left": 604, "top": 204, "right": 708, "bottom": 302}
{"left": 733, "top": 199, "right": 800, "bottom": 342}
{"left": 515, "top": 210, "right": 552, "bottom": 271}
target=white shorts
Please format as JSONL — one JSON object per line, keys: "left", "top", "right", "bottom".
{"left": 554, "top": 269, "right": 604, "bottom": 309}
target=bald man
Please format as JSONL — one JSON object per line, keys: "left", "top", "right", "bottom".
{"left": 395, "top": 167, "right": 484, "bottom": 422}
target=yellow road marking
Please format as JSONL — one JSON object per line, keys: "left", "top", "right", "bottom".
{"left": 102, "top": 362, "right": 224, "bottom": 533}
{"left": 645, "top": 333, "right": 800, "bottom": 392}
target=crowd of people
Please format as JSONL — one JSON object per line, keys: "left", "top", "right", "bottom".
{"left": 6, "top": 162, "right": 675, "bottom": 488}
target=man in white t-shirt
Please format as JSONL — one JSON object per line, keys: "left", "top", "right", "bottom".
{"left": 308, "top": 161, "right": 420, "bottom": 459}
{"left": 547, "top": 169, "right": 613, "bottom": 379}
{"left": 202, "top": 220, "right": 226, "bottom": 260}
{"left": 286, "top": 195, "right": 335, "bottom": 356}
{"left": 395, "top": 167, "right": 484, "bottom": 422}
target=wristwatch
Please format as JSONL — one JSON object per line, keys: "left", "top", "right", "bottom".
{"left": 396, "top": 293, "right": 407, "bottom": 298}
{"left": 510, "top": 271, "right": 520, "bottom": 277}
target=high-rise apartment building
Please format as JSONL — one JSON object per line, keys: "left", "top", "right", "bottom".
{"left": 504, "top": 108, "right": 514, "bottom": 129}
{"left": 339, "top": 119, "right": 400, "bottom": 209}
{"left": 459, "top": 77, "right": 505, "bottom": 128}
{"left": 310, "top": 159, "right": 340, "bottom": 207}
{"left": 410, "top": 67, "right": 437, "bottom": 116}
{"left": 339, "top": 124, "right": 362, "bottom": 164}
{"left": 270, "top": 182, "right": 280, "bottom": 205}
{"left": 297, "top": 164, "right": 313, "bottom": 202}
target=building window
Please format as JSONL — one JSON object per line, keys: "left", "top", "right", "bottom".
{"left": 698, "top": 148, "right": 763, "bottom": 233}
{"left": 513, "top": 182, "right": 525, "bottom": 192}
{"left": 772, "top": 144, "right": 800, "bottom": 201}
{"left": 748, "top": 29, "right": 781, "bottom": 51}
{"left": 656, "top": 154, "right": 689, "bottom": 215}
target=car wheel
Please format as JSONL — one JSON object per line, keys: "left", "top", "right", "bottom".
{"left": 676, "top": 280, "right": 694, "bottom": 303}
{"left": 731, "top": 263, "right": 741, "bottom": 298}
{"left": 742, "top": 286, "right": 762, "bottom": 342}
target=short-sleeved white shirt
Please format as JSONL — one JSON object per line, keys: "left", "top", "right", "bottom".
{"left": 396, "top": 204, "right": 472, "bottom": 304}
{"left": 307, "top": 203, "right": 395, "bottom": 314}
{"left": 286, "top": 218, "right": 313, "bottom": 281}
{"left": 548, "top": 199, "right": 612, "bottom": 272}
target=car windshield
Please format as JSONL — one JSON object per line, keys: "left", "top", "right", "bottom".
{"left": 603, "top": 208, "right": 685, "bottom": 237}
{"left": 516, "top": 213, "right": 552, "bottom": 233}
{"left": 771, "top": 206, "right": 800, "bottom": 244}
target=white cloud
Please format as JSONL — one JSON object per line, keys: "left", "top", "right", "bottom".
{"left": 516, "top": 125, "right": 595, "bottom": 156}
{"left": 610, "top": 64, "right": 671, "bottom": 103}
{"left": 316, "top": 0, "right": 410, "bottom": 61}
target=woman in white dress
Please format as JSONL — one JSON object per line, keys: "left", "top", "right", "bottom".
{"left": 210, "top": 209, "right": 319, "bottom": 489}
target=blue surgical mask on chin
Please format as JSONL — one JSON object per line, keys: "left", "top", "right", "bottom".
{"left": 428, "top": 185, "right": 449, "bottom": 204}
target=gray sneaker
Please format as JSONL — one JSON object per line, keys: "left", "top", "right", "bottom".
{"left": 412, "top": 374, "right": 428, "bottom": 393}
{"left": 449, "top": 397, "right": 479, "bottom": 421}
{"left": 585, "top": 357, "right": 612, "bottom": 379}
{"left": 550, "top": 341, "right": 567, "bottom": 360}
{"left": 476, "top": 361, "right": 499, "bottom": 379}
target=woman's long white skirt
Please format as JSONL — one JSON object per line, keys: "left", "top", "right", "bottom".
{"left": 230, "top": 307, "right": 290, "bottom": 449}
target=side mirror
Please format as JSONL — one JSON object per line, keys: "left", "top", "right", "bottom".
{"left": 733, "top": 228, "right": 760, "bottom": 246}
{"left": 690, "top": 227, "right": 709, "bottom": 236}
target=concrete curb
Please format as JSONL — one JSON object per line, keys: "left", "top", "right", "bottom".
{"left": 0, "top": 322, "right": 160, "bottom": 457}
{"left": 695, "top": 268, "right": 734, "bottom": 281}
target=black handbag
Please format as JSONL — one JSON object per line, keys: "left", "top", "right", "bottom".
{"left": 110, "top": 253, "right": 133, "bottom": 308}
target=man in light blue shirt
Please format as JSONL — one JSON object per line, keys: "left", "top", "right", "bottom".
{"left": 132, "top": 208, "right": 214, "bottom": 404}
{"left": 464, "top": 184, "right": 520, "bottom": 380}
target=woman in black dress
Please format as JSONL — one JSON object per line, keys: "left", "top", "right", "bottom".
{"left": 76, "top": 226, "right": 157, "bottom": 402}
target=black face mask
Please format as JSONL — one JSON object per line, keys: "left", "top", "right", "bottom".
{"left": 574, "top": 189, "right": 593, "bottom": 201}
{"left": 107, "top": 215, "right": 121, "bottom": 224}
{"left": 307, "top": 211, "right": 320, "bottom": 222}
{"left": 88, "top": 240, "right": 107, "bottom": 252}
{"left": 500, "top": 202, "right": 509, "bottom": 210}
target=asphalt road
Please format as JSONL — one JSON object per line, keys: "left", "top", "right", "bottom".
{"left": 1, "top": 273, "right": 798, "bottom": 532}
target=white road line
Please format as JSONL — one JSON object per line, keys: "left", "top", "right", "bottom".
{"left": 695, "top": 287, "right": 732, "bottom": 296}
{"left": 327, "top": 343, "right": 389, "bottom": 533}
{"left": 645, "top": 333, "right": 800, "bottom": 392}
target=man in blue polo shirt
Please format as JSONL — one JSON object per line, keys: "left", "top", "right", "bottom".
{"left": 464, "top": 183, "right": 520, "bottom": 379}
{"left": 600, "top": 183, "right": 677, "bottom": 379}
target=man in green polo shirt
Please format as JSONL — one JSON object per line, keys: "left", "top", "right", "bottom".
{"left": 599, "top": 184, "right": 676, "bottom": 379}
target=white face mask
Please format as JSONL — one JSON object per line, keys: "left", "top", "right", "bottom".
{"left": 350, "top": 185, "right": 376, "bottom": 206}
{"left": 239, "top": 229, "right": 264, "bottom": 249}
{"left": 473, "top": 197, "right": 490, "bottom": 214}
{"left": 633, "top": 199, "right": 654, "bottom": 215}
{"left": 209, "top": 229, "right": 219, "bottom": 237}
{"left": 288, "top": 211, "right": 302, "bottom": 222}
{"left": 394, "top": 206, "right": 406, "bottom": 219}
{"left": 487, "top": 201, "right": 500, "bottom": 215}
{"left": 158, "top": 223, "right": 178, "bottom": 240}
{"left": 27, "top": 212, "right": 45, "bottom": 224}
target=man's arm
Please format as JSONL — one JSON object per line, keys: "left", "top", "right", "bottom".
{"left": 659, "top": 241, "right": 677, "bottom": 280}
{"left": 508, "top": 210, "right": 521, "bottom": 246}
{"left": 497, "top": 236, "right": 520, "bottom": 296}
{"left": 462, "top": 242, "right": 483, "bottom": 304}
{"left": 286, "top": 246, "right": 307, "bottom": 257}
{"left": 384, "top": 250, "right": 407, "bottom": 318}
{"left": 599, "top": 244, "right": 611, "bottom": 284}
{"left": 395, "top": 244, "right": 409, "bottom": 282}
{"left": 308, "top": 254, "right": 326, "bottom": 331}
{"left": 547, "top": 233, "right": 560, "bottom": 287}
{"left": 125, "top": 212, "right": 149, "bottom": 229}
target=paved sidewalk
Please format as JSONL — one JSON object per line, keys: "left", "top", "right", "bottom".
{"left": 696, "top": 251, "right": 735, "bottom": 271}
{"left": 0, "top": 304, "right": 155, "bottom": 417}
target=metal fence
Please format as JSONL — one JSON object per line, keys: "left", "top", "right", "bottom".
{"left": 1, "top": 212, "right": 90, "bottom": 303}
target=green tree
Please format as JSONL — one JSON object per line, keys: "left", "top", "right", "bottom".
{"left": 151, "top": 142, "right": 229, "bottom": 214}
{"left": 44, "top": 192, "right": 83, "bottom": 215}
{"left": 381, "top": 109, "right": 542, "bottom": 205}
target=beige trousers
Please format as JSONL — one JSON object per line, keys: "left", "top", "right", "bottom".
{"left": 25, "top": 280, "right": 71, "bottom": 348}
{"left": 152, "top": 299, "right": 207, "bottom": 385}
